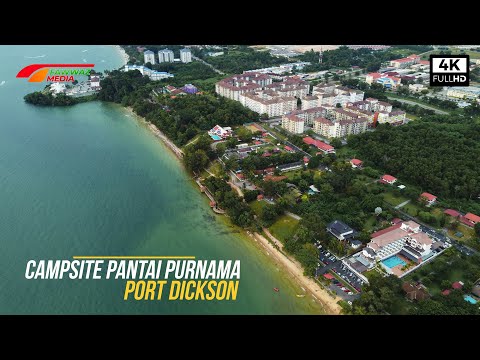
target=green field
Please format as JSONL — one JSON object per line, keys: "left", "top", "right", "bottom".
{"left": 363, "top": 215, "right": 378, "bottom": 232}
{"left": 403, "top": 202, "right": 421, "bottom": 217}
{"left": 250, "top": 199, "right": 267, "bottom": 217}
{"left": 447, "top": 224, "right": 476, "bottom": 241}
{"left": 383, "top": 192, "right": 409, "bottom": 207}
{"left": 268, "top": 215, "right": 299, "bottom": 243}
{"left": 421, "top": 48, "right": 480, "bottom": 60}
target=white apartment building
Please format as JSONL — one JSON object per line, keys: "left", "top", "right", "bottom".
{"left": 240, "top": 90, "right": 297, "bottom": 117}
{"left": 377, "top": 110, "right": 406, "bottom": 124}
{"left": 282, "top": 114, "right": 305, "bottom": 134}
{"left": 180, "top": 48, "right": 192, "bottom": 63}
{"left": 158, "top": 49, "right": 175, "bottom": 63}
{"left": 313, "top": 116, "right": 368, "bottom": 138}
{"left": 144, "top": 50, "right": 156, "bottom": 65}
{"left": 301, "top": 95, "right": 320, "bottom": 110}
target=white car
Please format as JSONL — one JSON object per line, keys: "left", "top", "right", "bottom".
{"left": 347, "top": 301, "right": 353, "bottom": 306}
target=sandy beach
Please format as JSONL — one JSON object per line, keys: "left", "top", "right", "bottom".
{"left": 113, "top": 45, "right": 129, "bottom": 66}
{"left": 124, "top": 107, "right": 184, "bottom": 160}
{"left": 252, "top": 232, "right": 342, "bottom": 314}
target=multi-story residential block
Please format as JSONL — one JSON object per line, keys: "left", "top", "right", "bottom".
{"left": 144, "top": 50, "right": 156, "bottom": 65}
{"left": 180, "top": 48, "right": 192, "bottom": 63}
{"left": 158, "top": 49, "right": 175, "bottom": 63}
{"left": 301, "top": 95, "right": 320, "bottom": 110}
{"left": 240, "top": 90, "right": 297, "bottom": 117}
{"left": 282, "top": 114, "right": 305, "bottom": 134}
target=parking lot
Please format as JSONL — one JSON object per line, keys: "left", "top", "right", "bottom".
{"left": 315, "top": 242, "right": 365, "bottom": 302}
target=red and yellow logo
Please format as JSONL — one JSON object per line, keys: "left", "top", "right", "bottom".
{"left": 17, "top": 64, "right": 95, "bottom": 82}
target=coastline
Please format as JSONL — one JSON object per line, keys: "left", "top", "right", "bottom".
{"left": 251, "top": 232, "right": 342, "bottom": 314}
{"left": 123, "top": 107, "right": 340, "bottom": 315}
{"left": 113, "top": 45, "right": 129, "bottom": 66}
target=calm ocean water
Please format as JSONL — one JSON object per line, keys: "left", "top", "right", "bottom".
{"left": 0, "top": 45, "right": 323, "bottom": 314}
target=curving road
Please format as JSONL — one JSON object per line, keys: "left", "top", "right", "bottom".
{"left": 192, "top": 55, "right": 225, "bottom": 75}
{"left": 387, "top": 96, "right": 449, "bottom": 115}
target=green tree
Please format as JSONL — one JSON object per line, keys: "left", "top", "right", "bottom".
{"left": 473, "top": 223, "right": 480, "bottom": 236}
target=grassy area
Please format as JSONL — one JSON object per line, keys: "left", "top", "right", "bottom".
{"left": 249, "top": 200, "right": 267, "bottom": 217}
{"left": 403, "top": 202, "right": 421, "bottom": 217}
{"left": 363, "top": 215, "right": 378, "bottom": 232}
{"left": 382, "top": 192, "right": 409, "bottom": 207}
{"left": 406, "top": 114, "right": 419, "bottom": 121}
{"left": 447, "top": 224, "right": 476, "bottom": 241}
{"left": 268, "top": 215, "right": 299, "bottom": 243}
{"left": 207, "top": 161, "right": 224, "bottom": 177}
{"left": 421, "top": 48, "right": 480, "bottom": 60}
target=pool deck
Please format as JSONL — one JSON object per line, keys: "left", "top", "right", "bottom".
{"left": 384, "top": 254, "right": 411, "bottom": 277}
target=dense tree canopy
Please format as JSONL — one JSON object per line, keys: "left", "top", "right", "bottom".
{"left": 348, "top": 118, "right": 480, "bottom": 201}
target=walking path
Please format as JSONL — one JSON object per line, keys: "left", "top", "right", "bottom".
{"left": 395, "top": 199, "right": 410, "bottom": 209}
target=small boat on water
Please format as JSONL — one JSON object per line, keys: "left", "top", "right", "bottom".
{"left": 273, "top": 287, "right": 279, "bottom": 292}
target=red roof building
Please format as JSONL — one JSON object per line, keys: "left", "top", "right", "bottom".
{"left": 391, "top": 218, "right": 402, "bottom": 225}
{"left": 262, "top": 152, "right": 272, "bottom": 157}
{"left": 350, "top": 159, "right": 363, "bottom": 168}
{"left": 303, "top": 137, "right": 335, "bottom": 154}
{"left": 257, "top": 194, "right": 264, "bottom": 200}
{"left": 452, "top": 281, "right": 464, "bottom": 290}
{"left": 419, "top": 192, "right": 437, "bottom": 206}
{"left": 323, "top": 273, "right": 334, "bottom": 280}
{"left": 464, "top": 213, "right": 480, "bottom": 225}
{"left": 441, "top": 289, "right": 451, "bottom": 296}
{"left": 284, "top": 145, "right": 294, "bottom": 152}
{"left": 444, "top": 209, "right": 461, "bottom": 218}
{"left": 371, "top": 223, "right": 402, "bottom": 239}
{"left": 264, "top": 175, "right": 287, "bottom": 182}
{"left": 303, "top": 156, "right": 310, "bottom": 163}
{"left": 380, "top": 174, "right": 397, "bottom": 185}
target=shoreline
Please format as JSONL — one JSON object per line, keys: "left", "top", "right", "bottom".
{"left": 251, "top": 232, "right": 341, "bottom": 315}
{"left": 113, "top": 45, "right": 129, "bottom": 67}
{"left": 123, "top": 106, "right": 340, "bottom": 315}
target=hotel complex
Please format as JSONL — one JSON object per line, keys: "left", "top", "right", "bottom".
{"left": 123, "top": 65, "right": 174, "bottom": 80}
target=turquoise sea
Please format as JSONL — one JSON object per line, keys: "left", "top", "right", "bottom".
{"left": 0, "top": 45, "right": 323, "bottom": 314}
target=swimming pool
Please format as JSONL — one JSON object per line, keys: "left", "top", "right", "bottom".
{"left": 209, "top": 134, "right": 222, "bottom": 141}
{"left": 464, "top": 295, "right": 478, "bottom": 304}
{"left": 382, "top": 255, "right": 406, "bottom": 268}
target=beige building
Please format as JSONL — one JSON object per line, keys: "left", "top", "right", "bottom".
{"left": 313, "top": 116, "right": 368, "bottom": 138}
{"left": 282, "top": 114, "right": 305, "bottom": 134}
{"left": 215, "top": 72, "right": 272, "bottom": 101}
{"left": 240, "top": 90, "right": 297, "bottom": 117}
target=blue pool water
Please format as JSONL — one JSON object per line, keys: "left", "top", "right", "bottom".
{"left": 210, "top": 134, "right": 222, "bottom": 141}
{"left": 382, "top": 255, "right": 406, "bottom": 268}
{"left": 464, "top": 295, "right": 478, "bottom": 304}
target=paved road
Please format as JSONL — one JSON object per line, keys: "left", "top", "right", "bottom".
{"left": 386, "top": 96, "right": 449, "bottom": 115}
{"left": 192, "top": 55, "right": 225, "bottom": 75}
{"left": 285, "top": 211, "right": 302, "bottom": 220}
